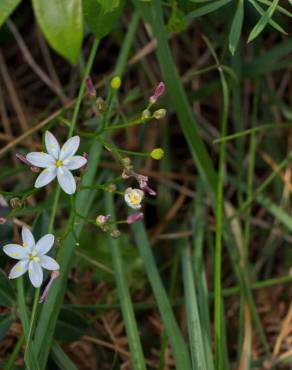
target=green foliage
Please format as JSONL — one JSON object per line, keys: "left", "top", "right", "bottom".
{"left": 0, "top": 0, "right": 21, "bottom": 27}
{"left": 229, "top": 0, "right": 244, "bottom": 55}
{"left": 83, "top": 0, "right": 125, "bottom": 39}
{"left": 31, "top": 0, "right": 83, "bottom": 64}
{"left": 0, "top": 268, "right": 15, "bottom": 307}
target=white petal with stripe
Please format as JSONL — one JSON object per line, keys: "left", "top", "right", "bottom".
{"left": 9, "top": 260, "right": 29, "bottom": 279}
{"left": 35, "top": 167, "right": 57, "bottom": 188}
{"left": 40, "top": 255, "right": 59, "bottom": 270}
{"left": 63, "top": 155, "right": 87, "bottom": 170}
{"left": 3, "top": 244, "right": 29, "bottom": 259}
{"left": 28, "top": 261, "right": 43, "bottom": 288}
{"left": 26, "top": 152, "right": 55, "bottom": 168}
{"left": 57, "top": 167, "right": 76, "bottom": 194}
{"left": 22, "top": 227, "right": 35, "bottom": 249}
{"left": 35, "top": 234, "right": 55, "bottom": 255}
{"left": 45, "top": 131, "right": 60, "bottom": 159}
{"left": 60, "top": 136, "right": 80, "bottom": 161}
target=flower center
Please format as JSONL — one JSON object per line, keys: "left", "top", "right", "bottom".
{"left": 55, "top": 159, "right": 63, "bottom": 167}
{"left": 129, "top": 193, "right": 142, "bottom": 205}
{"left": 28, "top": 254, "right": 39, "bottom": 262}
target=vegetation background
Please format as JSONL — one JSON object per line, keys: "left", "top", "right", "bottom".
{"left": 0, "top": 0, "right": 292, "bottom": 369}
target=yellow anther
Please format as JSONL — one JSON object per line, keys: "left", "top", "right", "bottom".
{"left": 129, "top": 192, "right": 142, "bottom": 206}
{"left": 22, "top": 242, "right": 26, "bottom": 248}
{"left": 56, "top": 160, "right": 63, "bottom": 167}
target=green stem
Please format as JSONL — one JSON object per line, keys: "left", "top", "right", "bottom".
{"left": 214, "top": 69, "right": 229, "bottom": 370}
{"left": 4, "top": 334, "right": 25, "bottom": 370}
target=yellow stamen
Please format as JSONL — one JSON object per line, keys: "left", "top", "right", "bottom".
{"left": 22, "top": 242, "right": 26, "bottom": 248}
{"left": 11, "top": 252, "right": 18, "bottom": 257}
{"left": 15, "top": 266, "right": 22, "bottom": 271}
{"left": 56, "top": 160, "right": 63, "bottom": 167}
{"left": 129, "top": 193, "right": 142, "bottom": 206}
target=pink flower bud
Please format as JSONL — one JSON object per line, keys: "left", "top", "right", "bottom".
{"left": 127, "top": 212, "right": 144, "bottom": 224}
{"left": 86, "top": 76, "right": 96, "bottom": 97}
{"left": 39, "top": 270, "right": 60, "bottom": 304}
{"left": 16, "top": 153, "right": 40, "bottom": 173}
{"left": 96, "top": 214, "right": 111, "bottom": 226}
{"left": 0, "top": 217, "right": 6, "bottom": 225}
{"left": 149, "top": 82, "right": 165, "bottom": 104}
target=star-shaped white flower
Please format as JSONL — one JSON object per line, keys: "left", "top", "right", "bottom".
{"left": 124, "top": 187, "right": 144, "bottom": 210}
{"left": 3, "top": 227, "right": 59, "bottom": 288}
{"left": 26, "top": 131, "right": 87, "bottom": 194}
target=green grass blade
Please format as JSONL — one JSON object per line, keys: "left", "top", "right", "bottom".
{"left": 186, "top": 0, "right": 232, "bottom": 19}
{"left": 51, "top": 342, "right": 78, "bottom": 370}
{"left": 247, "top": 0, "right": 280, "bottom": 43}
{"left": 229, "top": 0, "right": 244, "bottom": 55}
{"left": 255, "top": 0, "right": 292, "bottom": 17}
{"left": 131, "top": 221, "right": 191, "bottom": 370}
{"left": 192, "top": 185, "right": 214, "bottom": 370}
{"left": 181, "top": 241, "right": 208, "bottom": 370}
{"left": 106, "top": 194, "right": 146, "bottom": 370}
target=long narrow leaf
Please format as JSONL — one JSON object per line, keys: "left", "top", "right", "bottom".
{"left": 229, "top": 0, "right": 244, "bottom": 55}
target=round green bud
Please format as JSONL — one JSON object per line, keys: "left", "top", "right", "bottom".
{"left": 150, "top": 148, "right": 164, "bottom": 160}
{"left": 110, "top": 76, "right": 121, "bottom": 90}
{"left": 153, "top": 108, "right": 166, "bottom": 119}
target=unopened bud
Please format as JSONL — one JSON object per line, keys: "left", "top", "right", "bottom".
{"left": 153, "top": 109, "right": 166, "bottom": 120}
{"left": 96, "top": 214, "right": 111, "bottom": 226}
{"left": 149, "top": 82, "right": 165, "bottom": 104}
{"left": 0, "top": 217, "right": 7, "bottom": 225}
{"left": 39, "top": 270, "right": 60, "bottom": 304}
{"left": 16, "top": 153, "right": 40, "bottom": 173}
{"left": 81, "top": 153, "right": 88, "bottom": 172}
{"left": 150, "top": 148, "right": 164, "bottom": 160}
{"left": 106, "top": 184, "right": 117, "bottom": 193}
{"left": 127, "top": 212, "right": 144, "bottom": 224}
{"left": 86, "top": 76, "right": 96, "bottom": 97}
{"left": 10, "top": 198, "right": 22, "bottom": 209}
{"left": 141, "top": 109, "right": 151, "bottom": 121}
{"left": 110, "top": 229, "right": 121, "bottom": 239}
{"left": 96, "top": 97, "right": 107, "bottom": 113}
{"left": 110, "top": 76, "right": 121, "bottom": 90}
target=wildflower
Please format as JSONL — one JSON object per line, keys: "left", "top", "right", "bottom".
{"left": 153, "top": 108, "right": 166, "bottom": 120}
{"left": 124, "top": 188, "right": 144, "bottom": 210}
{"left": 136, "top": 174, "right": 156, "bottom": 196}
{"left": 39, "top": 270, "right": 59, "bottom": 303}
{"left": 127, "top": 212, "right": 144, "bottom": 224}
{"left": 149, "top": 82, "right": 165, "bottom": 104}
{"left": 85, "top": 76, "right": 96, "bottom": 97}
{"left": 26, "top": 131, "right": 87, "bottom": 195}
{"left": 150, "top": 148, "right": 164, "bottom": 160}
{"left": 3, "top": 227, "right": 59, "bottom": 288}
{"left": 110, "top": 76, "right": 121, "bottom": 90}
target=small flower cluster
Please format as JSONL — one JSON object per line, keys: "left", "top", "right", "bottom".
{"left": 2, "top": 78, "right": 166, "bottom": 295}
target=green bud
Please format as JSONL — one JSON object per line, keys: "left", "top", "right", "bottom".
{"left": 153, "top": 108, "right": 166, "bottom": 119}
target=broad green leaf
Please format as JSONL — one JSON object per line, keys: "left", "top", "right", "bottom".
{"left": 229, "top": 0, "right": 244, "bottom": 55}
{"left": 31, "top": 0, "right": 83, "bottom": 64}
{"left": 0, "top": 0, "right": 21, "bottom": 27}
{"left": 186, "top": 0, "right": 232, "bottom": 19}
{"left": 247, "top": 0, "right": 280, "bottom": 43}
{"left": 83, "top": 0, "right": 125, "bottom": 39}
{"left": 0, "top": 268, "right": 15, "bottom": 307}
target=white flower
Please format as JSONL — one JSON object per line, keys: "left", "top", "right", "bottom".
{"left": 124, "top": 187, "right": 144, "bottom": 210}
{"left": 26, "top": 131, "right": 87, "bottom": 195}
{"left": 3, "top": 227, "right": 59, "bottom": 288}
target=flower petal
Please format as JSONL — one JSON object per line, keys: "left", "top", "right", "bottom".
{"left": 35, "top": 167, "right": 57, "bottom": 188}
{"left": 3, "top": 244, "right": 29, "bottom": 259}
{"left": 39, "top": 255, "right": 59, "bottom": 271}
{"left": 63, "top": 155, "right": 87, "bottom": 170}
{"left": 9, "top": 260, "right": 29, "bottom": 279}
{"left": 35, "top": 234, "right": 55, "bottom": 255}
{"left": 22, "top": 227, "right": 35, "bottom": 249}
{"left": 45, "top": 131, "right": 60, "bottom": 159}
{"left": 57, "top": 167, "right": 76, "bottom": 194}
{"left": 26, "top": 152, "right": 55, "bottom": 168}
{"left": 28, "top": 261, "right": 43, "bottom": 288}
{"left": 60, "top": 136, "right": 80, "bottom": 161}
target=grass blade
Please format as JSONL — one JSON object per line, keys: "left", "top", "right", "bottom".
{"left": 181, "top": 240, "right": 208, "bottom": 370}
{"left": 106, "top": 194, "right": 146, "bottom": 370}
{"left": 186, "top": 0, "right": 232, "bottom": 19}
{"left": 131, "top": 221, "right": 191, "bottom": 370}
{"left": 247, "top": 0, "right": 281, "bottom": 43}
{"left": 229, "top": 0, "right": 244, "bottom": 55}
